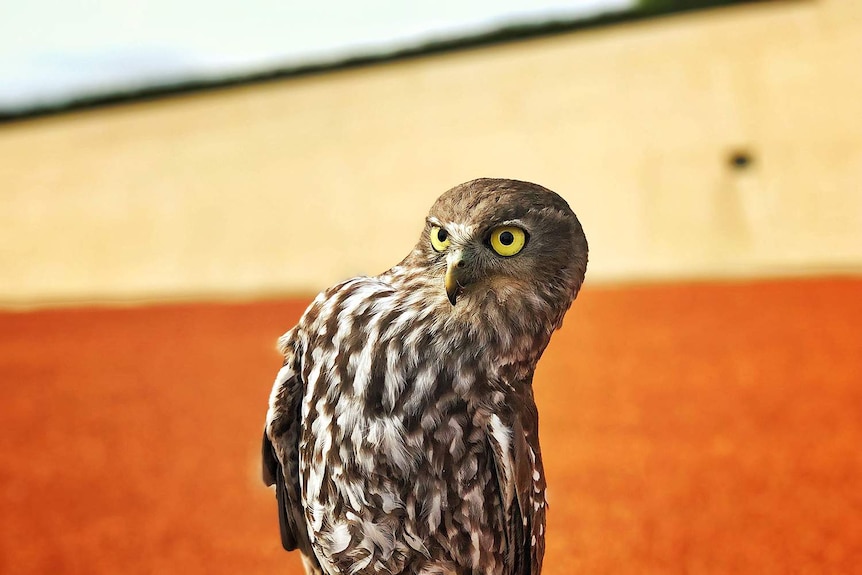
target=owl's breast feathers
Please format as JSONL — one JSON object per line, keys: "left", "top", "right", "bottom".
{"left": 264, "top": 274, "right": 548, "bottom": 575}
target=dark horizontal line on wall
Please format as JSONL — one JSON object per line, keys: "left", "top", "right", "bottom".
{"left": 0, "top": 0, "right": 795, "bottom": 125}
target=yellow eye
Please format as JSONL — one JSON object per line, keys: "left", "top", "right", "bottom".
{"left": 489, "top": 226, "right": 527, "bottom": 257}
{"left": 430, "top": 226, "right": 451, "bottom": 252}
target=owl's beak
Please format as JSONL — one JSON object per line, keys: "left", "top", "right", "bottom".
{"left": 445, "top": 255, "right": 467, "bottom": 306}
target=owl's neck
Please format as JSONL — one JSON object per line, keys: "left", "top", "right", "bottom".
{"left": 381, "top": 265, "right": 570, "bottom": 383}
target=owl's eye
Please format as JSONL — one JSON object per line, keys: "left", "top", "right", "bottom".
{"left": 489, "top": 226, "right": 527, "bottom": 257}
{"left": 430, "top": 226, "right": 451, "bottom": 252}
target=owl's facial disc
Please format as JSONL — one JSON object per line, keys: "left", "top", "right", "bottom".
{"left": 427, "top": 217, "right": 533, "bottom": 306}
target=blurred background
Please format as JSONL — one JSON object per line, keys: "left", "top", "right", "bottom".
{"left": 2, "top": 0, "right": 861, "bottom": 573}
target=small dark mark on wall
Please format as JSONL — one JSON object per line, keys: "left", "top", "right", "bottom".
{"left": 728, "top": 150, "right": 754, "bottom": 170}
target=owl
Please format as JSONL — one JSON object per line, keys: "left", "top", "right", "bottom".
{"left": 262, "top": 178, "right": 588, "bottom": 575}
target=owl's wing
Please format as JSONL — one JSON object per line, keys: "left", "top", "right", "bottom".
{"left": 262, "top": 330, "right": 319, "bottom": 567}
{"left": 486, "top": 386, "right": 547, "bottom": 575}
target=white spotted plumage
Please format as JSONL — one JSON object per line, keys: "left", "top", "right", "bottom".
{"left": 262, "top": 178, "right": 588, "bottom": 575}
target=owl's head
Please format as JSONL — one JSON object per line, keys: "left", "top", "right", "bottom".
{"left": 405, "top": 178, "right": 588, "bottom": 332}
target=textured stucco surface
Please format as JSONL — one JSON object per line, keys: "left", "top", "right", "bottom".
{"left": 1, "top": 1, "right": 860, "bottom": 306}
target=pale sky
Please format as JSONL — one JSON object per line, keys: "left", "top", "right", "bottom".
{"left": 0, "top": 0, "right": 634, "bottom": 113}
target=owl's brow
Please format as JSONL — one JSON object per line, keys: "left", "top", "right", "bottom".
{"left": 496, "top": 218, "right": 528, "bottom": 229}
{"left": 425, "top": 218, "right": 476, "bottom": 242}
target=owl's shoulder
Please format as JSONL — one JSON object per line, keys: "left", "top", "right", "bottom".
{"left": 295, "top": 275, "right": 399, "bottom": 333}
{"left": 320, "top": 275, "right": 397, "bottom": 307}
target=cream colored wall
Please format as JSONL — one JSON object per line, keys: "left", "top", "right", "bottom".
{"left": 1, "top": 0, "right": 860, "bottom": 307}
